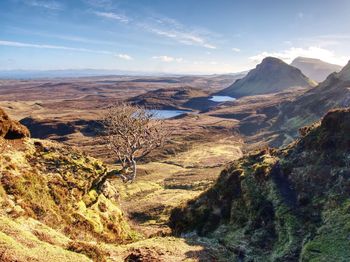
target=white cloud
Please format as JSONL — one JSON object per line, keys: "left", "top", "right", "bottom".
{"left": 94, "top": 11, "right": 129, "bottom": 23}
{"left": 43, "top": 34, "right": 116, "bottom": 45}
{"left": 232, "top": 48, "right": 241, "bottom": 52}
{"left": 116, "top": 54, "right": 133, "bottom": 60}
{"left": 94, "top": 11, "right": 217, "bottom": 49}
{"left": 152, "top": 56, "right": 183, "bottom": 62}
{"left": 24, "top": 0, "right": 62, "bottom": 10}
{"left": 250, "top": 46, "right": 348, "bottom": 65}
{"left": 0, "top": 39, "right": 114, "bottom": 55}
{"left": 203, "top": 43, "right": 216, "bottom": 49}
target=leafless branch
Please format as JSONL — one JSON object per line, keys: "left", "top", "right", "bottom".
{"left": 101, "top": 103, "right": 167, "bottom": 182}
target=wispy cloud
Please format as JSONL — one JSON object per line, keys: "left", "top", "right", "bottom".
{"left": 27, "top": 31, "right": 117, "bottom": 46}
{"left": 23, "top": 0, "right": 63, "bottom": 10}
{"left": 232, "top": 48, "right": 241, "bottom": 52}
{"left": 94, "top": 11, "right": 130, "bottom": 23}
{"left": 152, "top": 56, "right": 183, "bottom": 62}
{"left": 92, "top": 10, "right": 217, "bottom": 49}
{"left": 250, "top": 46, "right": 348, "bottom": 65}
{"left": 139, "top": 18, "right": 217, "bottom": 49}
{"left": 45, "top": 34, "right": 117, "bottom": 46}
{"left": 116, "top": 54, "right": 133, "bottom": 60}
{"left": 0, "top": 40, "right": 115, "bottom": 55}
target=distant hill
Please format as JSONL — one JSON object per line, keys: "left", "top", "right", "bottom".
{"left": 129, "top": 86, "right": 213, "bottom": 110}
{"left": 271, "top": 59, "right": 350, "bottom": 145}
{"left": 218, "top": 57, "right": 316, "bottom": 98}
{"left": 291, "top": 57, "right": 342, "bottom": 82}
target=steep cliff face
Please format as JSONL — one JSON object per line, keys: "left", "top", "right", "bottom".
{"left": 170, "top": 108, "right": 350, "bottom": 261}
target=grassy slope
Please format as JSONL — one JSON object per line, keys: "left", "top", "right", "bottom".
{"left": 0, "top": 133, "right": 243, "bottom": 261}
{"left": 170, "top": 108, "right": 350, "bottom": 261}
{"left": 0, "top": 138, "right": 137, "bottom": 261}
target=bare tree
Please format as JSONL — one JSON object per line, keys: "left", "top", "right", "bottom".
{"left": 101, "top": 103, "right": 167, "bottom": 183}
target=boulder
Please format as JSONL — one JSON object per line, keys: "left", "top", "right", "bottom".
{"left": 0, "top": 108, "right": 30, "bottom": 139}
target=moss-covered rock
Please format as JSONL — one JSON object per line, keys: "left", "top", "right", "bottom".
{"left": 170, "top": 108, "right": 350, "bottom": 261}
{"left": 0, "top": 138, "right": 136, "bottom": 244}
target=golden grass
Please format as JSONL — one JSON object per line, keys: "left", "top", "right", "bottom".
{"left": 110, "top": 138, "right": 243, "bottom": 239}
{"left": 0, "top": 216, "right": 91, "bottom": 262}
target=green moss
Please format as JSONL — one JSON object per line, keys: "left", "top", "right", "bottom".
{"left": 301, "top": 201, "right": 350, "bottom": 261}
{"left": 269, "top": 193, "right": 301, "bottom": 260}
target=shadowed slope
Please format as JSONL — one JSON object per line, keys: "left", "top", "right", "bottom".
{"left": 170, "top": 108, "right": 350, "bottom": 261}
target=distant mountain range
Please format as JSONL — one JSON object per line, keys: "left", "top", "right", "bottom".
{"left": 0, "top": 69, "right": 247, "bottom": 79}
{"left": 218, "top": 57, "right": 316, "bottom": 98}
{"left": 291, "top": 57, "right": 342, "bottom": 82}
{"left": 0, "top": 69, "right": 158, "bottom": 79}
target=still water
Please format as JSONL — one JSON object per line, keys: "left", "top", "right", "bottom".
{"left": 146, "top": 109, "right": 188, "bottom": 119}
{"left": 209, "top": 96, "right": 236, "bottom": 102}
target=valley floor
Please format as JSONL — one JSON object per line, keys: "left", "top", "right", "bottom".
{"left": 111, "top": 137, "right": 243, "bottom": 261}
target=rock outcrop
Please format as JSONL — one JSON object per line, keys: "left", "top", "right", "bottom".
{"left": 0, "top": 108, "right": 30, "bottom": 139}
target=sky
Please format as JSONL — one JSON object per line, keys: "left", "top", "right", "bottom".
{"left": 1, "top": 0, "right": 350, "bottom": 74}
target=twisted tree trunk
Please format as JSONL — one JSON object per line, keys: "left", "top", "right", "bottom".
{"left": 129, "top": 158, "right": 137, "bottom": 181}
{"left": 91, "top": 169, "right": 126, "bottom": 193}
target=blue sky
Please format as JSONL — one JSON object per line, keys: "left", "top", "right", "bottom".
{"left": 1, "top": 0, "right": 350, "bottom": 73}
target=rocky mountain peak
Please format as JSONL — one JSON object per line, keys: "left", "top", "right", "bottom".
{"left": 217, "top": 56, "right": 315, "bottom": 97}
